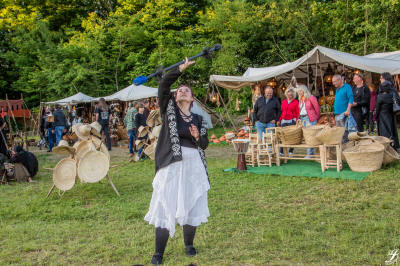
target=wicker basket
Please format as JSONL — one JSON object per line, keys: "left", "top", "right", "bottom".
{"left": 276, "top": 120, "right": 303, "bottom": 145}
{"left": 368, "top": 136, "right": 393, "bottom": 148}
{"left": 383, "top": 145, "right": 400, "bottom": 165}
{"left": 316, "top": 126, "right": 345, "bottom": 145}
{"left": 302, "top": 125, "right": 326, "bottom": 145}
{"left": 343, "top": 143, "right": 385, "bottom": 172}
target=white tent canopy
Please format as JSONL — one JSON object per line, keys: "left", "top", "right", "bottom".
{"left": 46, "top": 92, "right": 94, "bottom": 105}
{"left": 99, "top": 83, "right": 213, "bottom": 128}
{"left": 96, "top": 84, "right": 159, "bottom": 102}
{"left": 210, "top": 45, "right": 400, "bottom": 89}
{"left": 364, "top": 50, "right": 400, "bottom": 61}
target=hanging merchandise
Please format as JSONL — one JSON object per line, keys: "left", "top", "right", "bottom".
{"left": 216, "top": 93, "right": 221, "bottom": 107}
{"left": 235, "top": 97, "right": 240, "bottom": 111}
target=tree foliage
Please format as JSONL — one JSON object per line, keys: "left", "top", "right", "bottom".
{"left": 0, "top": 0, "right": 399, "bottom": 108}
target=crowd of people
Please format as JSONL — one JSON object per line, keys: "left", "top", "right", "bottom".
{"left": 252, "top": 72, "right": 400, "bottom": 152}
{"left": 37, "top": 98, "right": 157, "bottom": 157}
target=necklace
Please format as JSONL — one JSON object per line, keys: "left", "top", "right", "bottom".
{"left": 178, "top": 107, "right": 192, "bottom": 122}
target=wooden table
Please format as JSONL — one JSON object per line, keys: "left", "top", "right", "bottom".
{"left": 276, "top": 143, "right": 342, "bottom": 172}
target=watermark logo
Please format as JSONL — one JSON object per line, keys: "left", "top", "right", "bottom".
{"left": 385, "top": 249, "right": 400, "bottom": 265}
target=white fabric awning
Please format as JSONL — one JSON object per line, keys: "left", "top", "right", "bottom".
{"left": 364, "top": 50, "right": 400, "bottom": 61}
{"left": 46, "top": 92, "right": 94, "bottom": 105}
{"left": 97, "top": 84, "right": 159, "bottom": 102}
{"left": 99, "top": 84, "right": 213, "bottom": 128}
{"left": 210, "top": 45, "right": 400, "bottom": 89}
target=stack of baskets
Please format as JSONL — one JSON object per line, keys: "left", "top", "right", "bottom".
{"left": 342, "top": 132, "right": 400, "bottom": 172}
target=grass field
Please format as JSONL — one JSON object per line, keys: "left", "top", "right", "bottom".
{"left": 1, "top": 144, "right": 400, "bottom": 265}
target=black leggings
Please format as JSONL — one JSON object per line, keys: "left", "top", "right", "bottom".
{"left": 155, "top": 225, "right": 196, "bottom": 255}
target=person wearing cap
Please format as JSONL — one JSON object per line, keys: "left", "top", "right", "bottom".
{"left": 124, "top": 102, "right": 137, "bottom": 156}
{"left": 144, "top": 58, "right": 209, "bottom": 265}
{"left": 95, "top": 98, "right": 112, "bottom": 151}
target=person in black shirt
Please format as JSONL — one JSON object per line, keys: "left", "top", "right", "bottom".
{"left": 143, "top": 100, "right": 151, "bottom": 120}
{"left": 9, "top": 145, "right": 38, "bottom": 182}
{"left": 376, "top": 73, "right": 399, "bottom": 150}
{"left": 144, "top": 58, "right": 209, "bottom": 265}
{"left": 352, "top": 73, "right": 370, "bottom": 132}
{"left": 134, "top": 103, "right": 147, "bottom": 158}
{"left": 52, "top": 104, "right": 67, "bottom": 146}
{"left": 253, "top": 86, "right": 281, "bottom": 139}
{"left": 95, "top": 98, "right": 112, "bottom": 151}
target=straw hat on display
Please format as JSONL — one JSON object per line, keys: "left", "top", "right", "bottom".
{"left": 138, "top": 126, "right": 149, "bottom": 138}
{"left": 75, "top": 140, "right": 96, "bottom": 161}
{"left": 78, "top": 150, "right": 109, "bottom": 183}
{"left": 146, "top": 109, "right": 161, "bottom": 127}
{"left": 135, "top": 139, "right": 146, "bottom": 150}
{"left": 52, "top": 140, "right": 76, "bottom": 156}
{"left": 75, "top": 123, "right": 92, "bottom": 141}
{"left": 151, "top": 125, "right": 162, "bottom": 138}
{"left": 73, "top": 141, "right": 81, "bottom": 150}
{"left": 90, "top": 136, "right": 110, "bottom": 161}
{"left": 53, "top": 158, "right": 76, "bottom": 191}
{"left": 148, "top": 131, "right": 156, "bottom": 142}
{"left": 144, "top": 141, "right": 157, "bottom": 160}
{"left": 90, "top": 121, "right": 102, "bottom": 137}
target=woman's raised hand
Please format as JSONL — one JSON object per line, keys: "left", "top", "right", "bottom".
{"left": 179, "top": 57, "right": 195, "bottom": 72}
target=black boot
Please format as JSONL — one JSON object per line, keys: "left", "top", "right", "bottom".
{"left": 151, "top": 253, "right": 163, "bottom": 265}
{"left": 152, "top": 228, "right": 169, "bottom": 265}
{"left": 185, "top": 245, "right": 197, "bottom": 256}
{"left": 183, "top": 225, "right": 197, "bottom": 256}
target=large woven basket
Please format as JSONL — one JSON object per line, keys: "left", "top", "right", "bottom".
{"left": 302, "top": 125, "right": 326, "bottom": 145}
{"left": 316, "top": 126, "right": 345, "bottom": 145}
{"left": 368, "top": 136, "right": 392, "bottom": 148}
{"left": 343, "top": 143, "right": 385, "bottom": 172}
{"left": 383, "top": 145, "right": 400, "bottom": 165}
{"left": 277, "top": 120, "right": 303, "bottom": 145}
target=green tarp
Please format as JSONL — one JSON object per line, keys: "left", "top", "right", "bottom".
{"left": 224, "top": 160, "right": 370, "bottom": 181}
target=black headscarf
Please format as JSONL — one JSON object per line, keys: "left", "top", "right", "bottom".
{"left": 379, "top": 80, "right": 394, "bottom": 94}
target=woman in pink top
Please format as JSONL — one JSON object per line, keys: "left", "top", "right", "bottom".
{"left": 297, "top": 84, "right": 320, "bottom": 156}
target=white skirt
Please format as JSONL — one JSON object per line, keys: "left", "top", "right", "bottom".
{"left": 144, "top": 146, "right": 210, "bottom": 237}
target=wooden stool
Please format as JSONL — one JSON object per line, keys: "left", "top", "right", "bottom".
{"left": 257, "top": 132, "right": 276, "bottom": 167}
{"left": 245, "top": 133, "right": 259, "bottom": 167}
{"left": 321, "top": 144, "right": 342, "bottom": 172}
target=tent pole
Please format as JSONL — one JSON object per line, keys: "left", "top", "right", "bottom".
{"left": 214, "top": 84, "right": 236, "bottom": 130}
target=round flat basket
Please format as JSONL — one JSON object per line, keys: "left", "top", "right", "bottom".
{"left": 75, "top": 140, "right": 96, "bottom": 161}
{"left": 343, "top": 143, "right": 385, "bottom": 172}
{"left": 78, "top": 150, "right": 109, "bottom": 183}
{"left": 302, "top": 125, "right": 326, "bottom": 145}
{"left": 90, "top": 136, "right": 110, "bottom": 161}
{"left": 53, "top": 158, "right": 76, "bottom": 191}
{"left": 383, "top": 145, "right": 400, "bottom": 165}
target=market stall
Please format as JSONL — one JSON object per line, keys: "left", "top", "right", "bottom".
{"left": 210, "top": 45, "right": 400, "bottom": 176}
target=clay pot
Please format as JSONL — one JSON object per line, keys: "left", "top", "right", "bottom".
{"left": 211, "top": 134, "right": 217, "bottom": 140}
{"left": 219, "top": 136, "right": 226, "bottom": 142}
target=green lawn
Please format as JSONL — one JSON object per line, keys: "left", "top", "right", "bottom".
{"left": 1, "top": 145, "right": 400, "bottom": 265}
